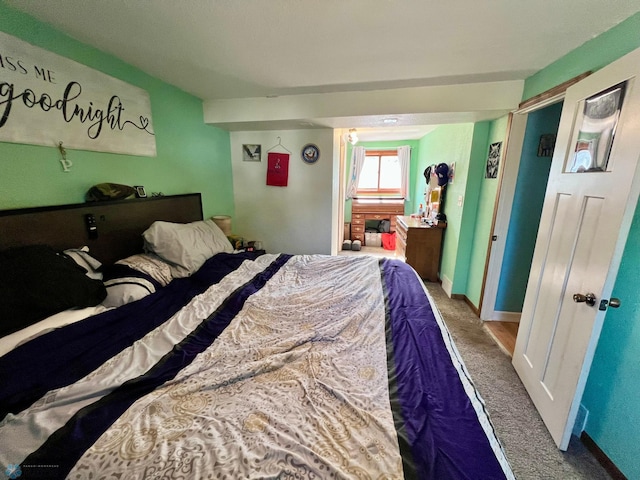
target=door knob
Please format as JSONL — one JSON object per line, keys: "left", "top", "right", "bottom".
{"left": 573, "top": 292, "right": 596, "bottom": 307}
{"left": 598, "top": 298, "right": 621, "bottom": 311}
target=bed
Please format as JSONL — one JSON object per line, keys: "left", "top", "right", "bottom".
{"left": 0, "top": 194, "right": 514, "bottom": 480}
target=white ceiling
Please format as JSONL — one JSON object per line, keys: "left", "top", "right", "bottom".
{"left": 8, "top": 0, "right": 640, "bottom": 138}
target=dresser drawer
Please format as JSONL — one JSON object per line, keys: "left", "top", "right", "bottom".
{"left": 352, "top": 213, "right": 365, "bottom": 220}
{"left": 351, "top": 218, "right": 365, "bottom": 226}
{"left": 351, "top": 224, "right": 365, "bottom": 234}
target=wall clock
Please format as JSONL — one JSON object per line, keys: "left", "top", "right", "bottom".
{"left": 301, "top": 144, "right": 320, "bottom": 164}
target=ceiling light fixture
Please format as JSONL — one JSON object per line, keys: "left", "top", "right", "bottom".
{"left": 347, "top": 128, "right": 359, "bottom": 145}
{"left": 383, "top": 118, "right": 398, "bottom": 124}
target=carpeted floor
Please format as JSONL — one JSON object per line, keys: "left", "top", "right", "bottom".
{"left": 424, "top": 283, "right": 612, "bottom": 480}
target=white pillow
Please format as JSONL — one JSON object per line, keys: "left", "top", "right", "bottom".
{"left": 115, "top": 253, "right": 173, "bottom": 286}
{"left": 102, "top": 275, "right": 158, "bottom": 308}
{"left": 142, "top": 219, "right": 233, "bottom": 277}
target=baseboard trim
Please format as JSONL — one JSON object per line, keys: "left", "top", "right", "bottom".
{"left": 485, "top": 311, "right": 521, "bottom": 323}
{"left": 572, "top": 404, "right": 589, "bottom": 437}
{"left": 441, "top": 276, "right": 453, "bottom": 297}
{"left": 463, "top": 296, "right": 480, "bottom": 316}
{"left": 447, "top": 294, "right": 481, "bottom": 316}
{"left": 580, "top": 432, "right": 627, "bottom": 480}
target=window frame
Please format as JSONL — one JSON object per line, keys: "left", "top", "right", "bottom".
{"left": 355, "top": 150, "right": 402, "bottom": 196}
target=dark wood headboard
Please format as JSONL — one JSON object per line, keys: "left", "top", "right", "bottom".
{"left": 0, "top": 193, "right": 203, "bottom": 265}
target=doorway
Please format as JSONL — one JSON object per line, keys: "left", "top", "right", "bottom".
{"left": 481, "top": 97, "right": 567, "bottom": 324}
{"left": 483, "top": 102, "right": 564, "bottom": 354}
{"left": 492, "top": 103, "right": 563, "bottom": 315}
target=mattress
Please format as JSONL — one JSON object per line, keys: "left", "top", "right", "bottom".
{"left": 0, "top": 253, "right": 513, "bottom": 479}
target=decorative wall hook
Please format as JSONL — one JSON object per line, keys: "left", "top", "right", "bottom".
{"left": 58, "top": 141, "right": 73, "bottom": 172}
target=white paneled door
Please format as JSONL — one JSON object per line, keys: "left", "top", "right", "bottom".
{"left": 512, "top": 47, "right": 640, "bottom": 449}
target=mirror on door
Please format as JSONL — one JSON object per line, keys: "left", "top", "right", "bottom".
{"left": 566, "top": 81, "right": 627, "bottom": 173}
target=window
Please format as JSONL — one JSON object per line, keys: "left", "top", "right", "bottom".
{"left": 356, "top": 150, "right": 401, "bottom": 196}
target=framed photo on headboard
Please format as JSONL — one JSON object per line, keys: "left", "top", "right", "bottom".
{"left": 134, "top": 186, "right": 147, "bottom": 198}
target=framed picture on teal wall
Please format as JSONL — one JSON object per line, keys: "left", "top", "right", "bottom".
{"left": 537, "top": 134, "right": 556, "bottom": 157}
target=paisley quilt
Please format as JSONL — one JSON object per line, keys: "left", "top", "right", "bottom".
{"left": 0, "top": 253, "right": 513, "bottom": 479}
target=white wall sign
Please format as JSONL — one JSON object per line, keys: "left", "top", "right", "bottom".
{"left": 0, "top": 31, "right": 156, "bottom": 157}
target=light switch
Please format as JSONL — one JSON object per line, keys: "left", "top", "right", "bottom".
{"left": 457, "top": 195, "right": 464, "bottom": 207}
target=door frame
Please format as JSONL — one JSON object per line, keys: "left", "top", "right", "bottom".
{"left": 332, "top": 129, "right": 348, "bottom": 255}
{"left": 480, "top": 73, "right": 592, "bottom": 322}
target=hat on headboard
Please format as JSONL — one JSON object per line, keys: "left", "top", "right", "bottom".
{"left": 435, "top": 163, "right": 450, "bottom": 186}
{"left": 86, "top": 183, "right": 136, "bottom": 202}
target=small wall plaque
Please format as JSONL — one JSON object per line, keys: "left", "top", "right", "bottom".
{"left": 538, "top": 134, "right": 556, "bottom": 157}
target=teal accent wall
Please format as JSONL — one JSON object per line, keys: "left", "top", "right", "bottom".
{"left": 581, "top": 205, "right": 640, "bottom": 479}
{"left": 522, "top": 14, "right": 640, "bottom": 478}
{"left": 0, "top": 3, "right": 234, "bottom": 218}
{"left": 495, "top": 103, "right": 562, "bottom": 311}
{"left": 523, "top": 12, "right": 640, "bottom": 101}
{"left": 465, "top": 116, "right": 509, "bottom": 306}
{"left": 343, "top": 140, "right": 419, "bottom": 223}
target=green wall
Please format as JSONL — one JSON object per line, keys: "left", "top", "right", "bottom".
{"left": 416, "top": 123, "right": 475, "bottom": 288}
{"left": 450, "top": 122, "right": 489, "bottom": 295}
{"left": 523, "top": 12, "right": 640, "bottom": 101}
{"left": 465, "top": 115, "right": 509, "bottom": 306}
{"left": 0, "top": 3, "right": 234, "bottom": 218}
{"left": 522, "top": 14, "right": 640, "bottom": 479}
{"left": 412, "top": 119, "right": 509, "bottom": 300}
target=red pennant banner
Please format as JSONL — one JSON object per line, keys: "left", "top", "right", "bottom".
{"left": 266, "top": 152, "right": 289, "bottom": 187}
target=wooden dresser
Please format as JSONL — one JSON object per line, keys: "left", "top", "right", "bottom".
{"left": 351, "top": 199, "right": 405, "bottom": 244}
{"left": 395, "top": 215, "right": 446, "bottom": 282}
